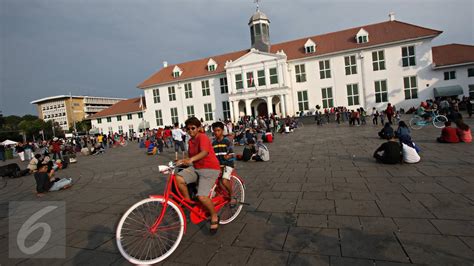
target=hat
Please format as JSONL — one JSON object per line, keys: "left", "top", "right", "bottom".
{"left": 53, "top": 137, "right": 58, "bottom": 141}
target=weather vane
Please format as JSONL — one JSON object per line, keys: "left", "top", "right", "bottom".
{"left": 254, "top": 0, "right": 260, "bottom": 11}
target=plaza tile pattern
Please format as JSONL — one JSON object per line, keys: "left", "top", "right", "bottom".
{"left": 1, "top": 116, "right": 474, "bottom": 265}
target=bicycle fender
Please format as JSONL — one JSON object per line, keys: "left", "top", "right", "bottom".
{"left": 149, "top": 195, "right": 187, "bottom": 233}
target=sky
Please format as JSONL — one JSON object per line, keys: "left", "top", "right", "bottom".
{"left": 1, "top": 0, "right": 473, "bottom": 116}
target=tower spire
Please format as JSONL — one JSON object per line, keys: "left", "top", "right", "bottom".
{"left": 254, "top": 0, "right": 260, "bottom": 11}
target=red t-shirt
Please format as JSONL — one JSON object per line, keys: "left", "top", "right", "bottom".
{"left": 188, "top": 133, "right": 220, "bottom": 170}
{"left": 163, "top": 129, "right": 171, "bottom": 138}
{"left": 441, "top": 127, "right": 460, "bottom": 143}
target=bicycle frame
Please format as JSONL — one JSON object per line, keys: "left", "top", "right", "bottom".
{"left": 149, "top": 167, "right": 244, "bottom": 234}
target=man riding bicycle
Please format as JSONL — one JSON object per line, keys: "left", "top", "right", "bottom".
{"left": 417, "top": 102, "right": 433, "bottom": 121}
{"left": 175, "top": 117, "right": 221, "bottom": 233}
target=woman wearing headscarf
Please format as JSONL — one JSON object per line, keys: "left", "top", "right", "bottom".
{"left": 399, "top": 135, "right": 420, "bottom": 163}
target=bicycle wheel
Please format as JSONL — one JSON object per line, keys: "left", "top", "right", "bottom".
{"left": 116, "top": 198, "right": 185, "bottom": 265}
{"left": 433, "top": 115, "right": 448, "bottom": 128}
{"left": 217, "top": 176, "right": 245, "bottom": 224}
{"left": 409, "top": 116, "right": 423, "bottom": 130}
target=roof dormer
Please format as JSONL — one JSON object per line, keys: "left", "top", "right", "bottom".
{"left": 356, "top": 28, "right": 369, "bottom": 44}
{"left": 207, "top": 58, "right": 217, "bottom": 72}
{"left": 172, "top": 65, "right": 182, "bottom": 78}
{"left": 304, "top": 39, "right": 316, "bottom": 54}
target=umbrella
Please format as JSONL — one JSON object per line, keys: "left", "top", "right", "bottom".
{"left": 1, "top": 140, "right": 18, "bottom": 146}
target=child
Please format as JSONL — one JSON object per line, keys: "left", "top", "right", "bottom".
{"left": 212, "top": 122, "right": 235, "bottom": 198}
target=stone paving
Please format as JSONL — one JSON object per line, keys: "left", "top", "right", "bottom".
{"left": 1, "top": 115, "right": 474, "bottom": 265}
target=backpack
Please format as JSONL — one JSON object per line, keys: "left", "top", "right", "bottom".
{"left": 257, "top": 144, "right": 270, "bottom": 162}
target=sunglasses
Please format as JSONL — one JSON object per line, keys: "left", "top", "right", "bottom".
{"left": 186, "top": 126, "right": 198, "bottom": 131}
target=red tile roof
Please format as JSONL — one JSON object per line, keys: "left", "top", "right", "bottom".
{"left": 432, "top": 44, "right": 474, "bottom": 68}
{"left": 89, "top": 97, "right": 146, "bottom": 119}
{"left": 138, "top": 20, "right": 441, "bottom": 88}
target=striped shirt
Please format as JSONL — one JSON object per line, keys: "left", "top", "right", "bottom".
{"left": 212, "top": 137, "right": 234, "bottom": 167}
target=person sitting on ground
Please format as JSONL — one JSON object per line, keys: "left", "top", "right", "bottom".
{"left": 175, "top": 117, "right": 221, "bottom": 233}
{"left": 399, "top": 135, "right": 420, "bottom": 164}
{"left": 395, "top": 121, "right": 411, "bottom": 139}
{"left": 378, "top": 123, "right": 394, "bottom": 139}
{"left": 455, "top": 120, "right": 472, "bottom": 143}
{"left": 34, "top": 161, "right": 72, "bottom": 197}
{"left": 241, "top": 139, "right": 257, "bottom": 162}
{"left": 253, "top": 142, "right": 270, "bottom": 162}
{"left": 373, "top": 133, "right": 402, "bottom": 164}
{"left": 211, "top": 122, "right": 235, "bottom": 198}
{"left": 437, "top": 121, "right": 459, "bottom": 143}
{"left": 27, "top": 154, "right": 42, "bottom": 173}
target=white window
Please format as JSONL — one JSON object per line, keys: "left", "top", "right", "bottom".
{"left": 128, "top": 125, "right": 134, "bottom": 135}
{"left": 469, "top": 85, "right": 474, "bottom": 98}
{"left": 97, "top": 118, "right": 102, "bottom": 124}
{"left": 222, "top": 101, "right": 231, "bottom": 121}
{"left": 138, "top": 112, "right": 143, "bottom": 119}
{"left": 257, "top": 70, "right": 266, "bottom": 86}
{"left": 356, "top": 28, "right": 369, "bottom": 44}
{"left": 172, "top": 65, "right": 182, "bottom": 78}
{"left": 319, "top": 60, "right": 331, "bottom": 79}
{"left": 246, "top": 72, "right": 255, "bottom": 88}
{"left": 204, "top": 103, "right": 213, "bottom": 121}
{"left": 344, "top": 55, "right": 357, "bottom": 75}
{"left": 155, "top": 110, "right": 163, "bottom": 126}
{"left": 444, "top": 71, "right": 456, "bottom": 80}
{"left": 127, "top": 114, "right": 132, "bottom": 120}
{"left": 235, "top": 74, "right": 243, "bottom": 89}
{"left": 207, "top": 58, "right": 217, "bottom": 72}
{"left": 108, "top": 127, "right": 113, "bottom": 133}
{"left": 297, "top": 91, "right": 309, "bottom": 112}
{"left": 153, "top": 88, "right": 160, "bottom": 103}
{"left": 468, "top": 68, "right": 474, "bottom": 77}
{"left": 372, "top": 50, "right": 385, "bottom": 71}
{"left": 295, "top": 64, "right": 306, "bottom": 83}
{"left": 171, "top": 107, "right": 178, "bottom": 124}
{"left": 184, "top": 83, "right": 193, "bottom": 99}
{"left": 404, "top": 76, "right": 418, "bottom": 100}
{"left": 107, "top": 117, "right": 111, "bottom": 122}
{"left": 375, "top": 80, "right": 388, "bottom": 103}
{"left": 118, "top": 125, "right": 123, "bottom": 134}
{"left": 220, "top": 77, "right": 228, "bottom": 94}
{"left": 201, "top": 80, "right": 210, "bottom": 96}
{"left": 117, "top": 115, "right": 122, "bottom": 121}
{"left": 402, "top": 46, "right": 416, "bottom": 67}
{"left": 346, "top": 83, "right": 360, "bottom": 106}
{"left": 269, "top": 68, "right": 278, "bottom": 84}
{"left": 187, "top": 105, "right": 195, "bottom": 118}
{"left": 321, "top": 87, "right": 334, "bottom": 108}
{"left": 304, "top": 39, "right": 316, "bottom": 54}
{"left": 168, "top": 86, "right": 176, "bottom": 101}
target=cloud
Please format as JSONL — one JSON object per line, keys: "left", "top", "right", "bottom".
{"left": 0, "top": 0, "right": 472, "bottom": 115}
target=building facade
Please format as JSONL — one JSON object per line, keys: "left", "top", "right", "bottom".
{"left": 89, "top": 97, "right": 146, "bottom": 135}
{"left": 137, "top": 10, "right": 473, "bottom": 128}
{"left": 31, "top": 95, "right": 124, "bottom": 131}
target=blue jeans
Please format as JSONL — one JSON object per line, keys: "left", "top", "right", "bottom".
{"left": 0, "top": 151, "right": 5, "bottom": 161}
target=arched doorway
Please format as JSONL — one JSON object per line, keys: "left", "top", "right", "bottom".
{"left": 257, "top": 102, "right": 268, "bottom": 117}
{"left": 238, "top": 100, "right": 246, "bottom": 117}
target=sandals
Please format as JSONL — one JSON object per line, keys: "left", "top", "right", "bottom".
{"left": 209, "top": 216, "right": 220, "bottom": 235}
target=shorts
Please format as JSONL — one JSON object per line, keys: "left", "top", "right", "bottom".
{"left": 221, "top": 166, "right": 234, "bottom": 180}
{"left": 178, "top": 166, "right": 220, "bottom": 196}
{"left": 174, "top": 140, "right": 185, "bottom": 152}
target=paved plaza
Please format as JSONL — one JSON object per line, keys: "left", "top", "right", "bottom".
{"left": 1, "top": 116, "right": 474, "bottom": 265}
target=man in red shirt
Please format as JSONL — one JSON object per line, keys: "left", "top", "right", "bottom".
{"left": 437, "top": 121, "right": 460, "bottom": 143}
{"left": 176, "top": 117, "right": 221, "bottom": 233}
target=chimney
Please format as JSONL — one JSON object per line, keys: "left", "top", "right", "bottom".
{"left": 389, "top": 12, "right": 395, "bottom": 21}
{"left": 163, "top": 61, "right": 168, "bottom": 68}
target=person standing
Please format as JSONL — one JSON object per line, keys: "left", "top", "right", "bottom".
{"left": 172, "top": 123, "right": 186, "bottom": 160}
{"left": 385, "top": 103, "right": 394, "bottom": 124}
{"left": 16, "top": 143, "right": 25, "bottom": 162}
{"left": 0, "top": 144, "right": 5, "bottom": 162}
{"left": 464, "top": 97, "right": 472, "bottom": 118}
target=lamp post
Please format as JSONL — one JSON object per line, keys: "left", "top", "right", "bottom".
{"left": 70, "top": 92, "right": 77, "bottom": 134}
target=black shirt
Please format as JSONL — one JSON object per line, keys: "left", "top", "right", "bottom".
{"left": 375, "top": 141, "right": 401, "bottom": 164}
{"left": 34, "top": 172, "right": 52, "bottom": 193}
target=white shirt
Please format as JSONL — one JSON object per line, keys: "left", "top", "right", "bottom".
{"left": 172, "top": 128, "right": 186, "bottom": 141}
{"left": 402, "top": 143, "right": 420, "bottom": 164}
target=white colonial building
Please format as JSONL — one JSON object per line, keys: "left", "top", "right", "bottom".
{"left": 136, "top": 9, "right": 473, "bottom": 128}
{"left": 90, "top": 97, "right": 146, "bottom": 135}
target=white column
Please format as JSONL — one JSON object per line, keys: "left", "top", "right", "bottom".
{"left": 266, "top": 96, "right": 273, "bottom": 116}
{"left": 232, "top": 100, "right": 240, "bottom": 121}
{"left": 281, "top": 94, "right": 287, "bottom": 117}
{"left": 245, "top": 99, "right": 252, "bottom": 117}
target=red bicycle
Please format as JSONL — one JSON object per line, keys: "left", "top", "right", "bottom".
{"left": 116, "top": 161, "right": 245, "bottom": 264}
